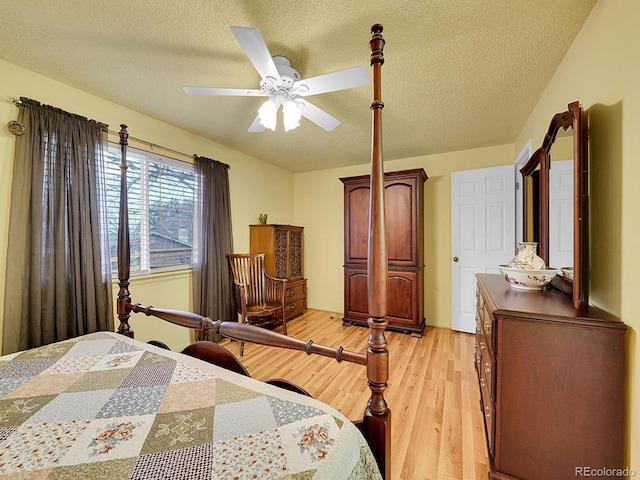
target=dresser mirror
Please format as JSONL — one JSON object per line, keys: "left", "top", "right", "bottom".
{"left": 520, "top": 101, "right": 588, "bottom": 309}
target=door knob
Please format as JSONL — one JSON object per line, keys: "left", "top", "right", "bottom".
{"left": 453, "top": 256, "right": 459, "bottom": 262}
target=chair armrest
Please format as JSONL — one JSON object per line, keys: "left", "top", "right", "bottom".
{"left": 264, "top": 273, "right": 286, "bottom": 284}
{"left": 263, "top": 275, "right": 286, "bottom": 303}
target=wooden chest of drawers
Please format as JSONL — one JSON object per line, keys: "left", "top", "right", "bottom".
{"left": 250, "top": 224, "right": 307, "bottom": 321}
{"left": 284, "top": 278, "right": 307, "bottom": 320}
{"left": 475, "top": 273, "right": 626, "bottom": 480}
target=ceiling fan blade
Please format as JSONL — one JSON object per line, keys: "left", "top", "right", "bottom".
{"left": 295, "top": 66, "right": 369, "bottom": 96}
{"left": 248, "top": 114, "right": 266, "bottom": 133}
{"left": 183, "top": 86, "right": 264, "bottom": 96}
{"left": 230, "top": 26, "right": 280, "bottom": 82}
{"left": 299, "top": 99, "right": 341, "bottom": 131}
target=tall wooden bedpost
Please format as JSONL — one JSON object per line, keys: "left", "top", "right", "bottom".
{"left": 117, "top": 124, "right": 133, "bottom": 336}
{"left": 364, "top": 23, "right": 391, "bottom": 479}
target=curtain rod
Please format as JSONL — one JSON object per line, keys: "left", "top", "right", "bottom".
{"left": 106, "top": 129, "right": 194, "bottom": 161}
{"left": 107, "top": 130, "right": 230, "bottom": 169}
{"left": 10, "top": 98, "right": 229, "bottom": 169}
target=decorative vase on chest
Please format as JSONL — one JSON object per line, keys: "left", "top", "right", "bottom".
{"left": 508, "top": 242, "right": 546, "bottom": 270}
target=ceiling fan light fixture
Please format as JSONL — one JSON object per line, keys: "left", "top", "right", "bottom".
{"left": 283, "top": 99, "right": 302, "bottom": 132}
{"left": 184, "top": 27, "right": 369, "bottom": 133}
{"left": 258, "top": 98, "right": 278, "bottom": 131}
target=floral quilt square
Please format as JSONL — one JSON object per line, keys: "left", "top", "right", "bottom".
{"left": 41, "top": 355, "right": 101, "bottom": 375}
{"left": 57, "top": 415, "right": 155, "bottom": 467}
{"left": 0, "top": 419, "right": 92, "bottom": 473}
{"left": 90, "top": 350, "right": 145, "bottom": 372}
{"left": 275, "top": 415, "right": 343, "bottom": 475}
{"left": 211, "top": 428, "right": 289, "bottom": 479}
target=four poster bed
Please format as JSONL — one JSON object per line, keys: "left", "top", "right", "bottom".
{"left": 0, "top": 25, "right": 391, "bottom": 479}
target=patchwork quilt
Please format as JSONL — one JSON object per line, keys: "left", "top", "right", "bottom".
{"left": 0, "top": 332, "right": 382, "bottom": 479}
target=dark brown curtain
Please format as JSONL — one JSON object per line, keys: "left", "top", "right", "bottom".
{"left": 3, "top": 98, "right": 114, "bottom": 354}
{"left": 193, "top": 155, "right": 234, "bottom": 342}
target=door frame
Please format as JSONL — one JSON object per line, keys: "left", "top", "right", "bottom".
{"left": 514, "top": 140, "right": 532, "bottom": 245}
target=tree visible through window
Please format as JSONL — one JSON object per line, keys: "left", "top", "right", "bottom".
{"left": 105, "top": 145, "right": 194, "bottom": 274}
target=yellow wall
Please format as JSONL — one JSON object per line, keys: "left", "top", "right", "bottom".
{"left": 514, "top": 0, "right": 638, "bottom": 468}
{"left": 293, "top": 144, "right": 515, "bottom": 328}
{"left": 0, "top": 59, "right": 294, "bottom": 351}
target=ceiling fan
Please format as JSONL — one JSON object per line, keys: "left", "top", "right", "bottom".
{"left": 183, "top": 26, "right": 370, "bottom": 132}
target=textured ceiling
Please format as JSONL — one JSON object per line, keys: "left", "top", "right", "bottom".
{"left": 0, "top": 0, "right": 596, "bottom": 172}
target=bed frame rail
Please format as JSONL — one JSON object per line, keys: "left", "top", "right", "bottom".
{"left": 128, "top": 302, "right": 366, "bottom": 365}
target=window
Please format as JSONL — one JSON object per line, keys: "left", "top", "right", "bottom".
{"left": 105, "top": 145, "right": 194, "bottom": 274}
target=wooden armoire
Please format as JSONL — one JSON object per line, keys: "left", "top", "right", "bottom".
{"left": 250, "top": 224, "right": 307, "bottom": 321}
{"left": 340, "top": 168, "right": 427, "bottom": 337}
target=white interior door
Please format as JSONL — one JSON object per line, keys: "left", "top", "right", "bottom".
{"left": 549, "top": 159, "right": 574, "bottom": 269}
{"left": 451, "top": 165, "right": 515, "bottom": 333}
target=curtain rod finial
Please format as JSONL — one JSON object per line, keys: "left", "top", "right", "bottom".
{"left": 8, "top": 120, "right": 26, "bottom": 136}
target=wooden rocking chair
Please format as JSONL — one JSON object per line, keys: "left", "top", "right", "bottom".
{"left": 227, "top": 253, "right": 287, "bottom": 356}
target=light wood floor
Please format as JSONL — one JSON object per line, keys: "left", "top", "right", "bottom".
{"left": 219, "top": 309, "right": 490, "bottom": 480}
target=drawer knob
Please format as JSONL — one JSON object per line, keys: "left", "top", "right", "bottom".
{"left": 479, "top": 341, "right": 486, "bottom": 350}
{"left": 480, "top": 378, "right": 486, "bottom": 388}
{"left": 485, "top": 411, "right": 491, "bottom": 421}
{"left": 484, "top": 362, "right": 491, "bottom": 376}
{"left": 286, "top": 288, "right": 296, "bottom": 296}
{"left": 484, "top": 321, "right": 491, "bottom": 332}
{"left": 286, "top": 304, "right": 296, "bottom": 312}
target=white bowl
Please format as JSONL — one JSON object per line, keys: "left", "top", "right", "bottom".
{"left": 561, "top": 267, "right": 574, "bottom": 280}
{"left": 498, "top": 265, "right": 559, "bottom": 291}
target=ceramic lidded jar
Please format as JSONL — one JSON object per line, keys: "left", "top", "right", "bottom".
{"left": 508, "top": 242, "right": 546, "bottom": 270}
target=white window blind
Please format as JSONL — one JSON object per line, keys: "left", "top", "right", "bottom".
{"left": 105, "top": 145, "right": 194, "bottom": 274}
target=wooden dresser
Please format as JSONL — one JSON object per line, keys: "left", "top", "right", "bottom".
{"left": 250, "top": 224, "right": 306, "bottom": 321}
{"left": 475, "top": 273, "right": 626, "bottom": 480}
{"left": 340, "top": 168, "right": 427, "bottom": 337}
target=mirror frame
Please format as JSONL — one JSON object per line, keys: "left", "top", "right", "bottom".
{"left": 520, "top": 101, "right": 588, "bottom": 309}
